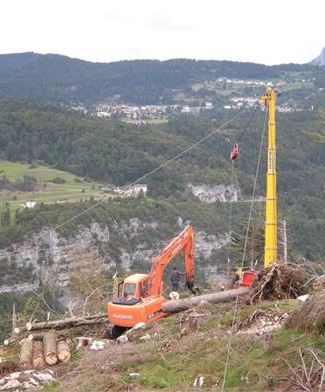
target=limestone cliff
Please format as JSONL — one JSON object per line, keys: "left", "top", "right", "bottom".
{"left": 0, "top": 218, "right": 230, "bottom": 303}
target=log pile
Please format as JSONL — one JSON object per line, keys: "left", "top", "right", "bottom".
{"left": 249, "top": 262, "right": 306, "bottom": 304}
{"left": 17, "top": 331, "right": 71, "bottom": 369}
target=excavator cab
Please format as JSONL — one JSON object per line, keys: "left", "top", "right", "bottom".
{"left": 107, "top": 273, "right": 166, "bottom": 337}
{"left": 113, "top": 273, "right": 150, "bottom": 305}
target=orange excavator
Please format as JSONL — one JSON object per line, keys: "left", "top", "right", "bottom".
{"left": 107, "top": 225, "right": 196, "bottom": 337}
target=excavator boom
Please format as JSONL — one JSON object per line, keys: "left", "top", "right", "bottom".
{"left": 148, "top": 225, "right": 195, "bottom": 296}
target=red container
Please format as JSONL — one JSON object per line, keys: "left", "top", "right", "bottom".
{"left": 242, "top": 271, "right": 256, "bottom": 287}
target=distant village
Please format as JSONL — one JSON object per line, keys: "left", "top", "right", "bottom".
{"left": 71, "top": 77, "right": 316, "bottom": 121}
{"left": 94, "top": 102, "right": 214, "bottom": 123}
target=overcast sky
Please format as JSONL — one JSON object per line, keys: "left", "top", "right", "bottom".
{"left": 0, "top": 0, "right": 324, "bottom": 65}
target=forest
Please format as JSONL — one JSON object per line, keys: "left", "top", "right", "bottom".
{"left": 0, "top": 98, "right": 324, "bottom": 261}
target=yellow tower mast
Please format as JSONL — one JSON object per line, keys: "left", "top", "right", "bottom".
{"left": 261, "top": 85, "right": 277, "bottom": 267}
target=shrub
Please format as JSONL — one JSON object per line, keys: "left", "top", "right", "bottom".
{"left": 51, "top": 177, "right": 66, "bottom": 184}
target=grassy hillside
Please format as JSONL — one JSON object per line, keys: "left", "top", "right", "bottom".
{"left": 0, "top": 160, "right": 103, "bottom": 211}
{"left": 5, "top": 299, "right": 320, "bottom": 391}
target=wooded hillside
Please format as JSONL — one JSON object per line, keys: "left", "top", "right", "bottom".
{"left": 0, "top": 53, "right": 324, "bottom": 106}
{"left": 0, "top": 98, "right": 324, "bottom": 260}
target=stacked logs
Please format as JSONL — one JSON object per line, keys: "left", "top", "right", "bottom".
{"left": 19, "top": 332, "right": 71, "bottom": 369}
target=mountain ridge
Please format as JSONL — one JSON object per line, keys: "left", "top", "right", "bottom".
{"left": 0, "top": 52, "right": 320, "bottom": 106}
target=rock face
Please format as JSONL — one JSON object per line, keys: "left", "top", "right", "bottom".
{"left": 188, "top": 183, "right": 240, "bottom": 203}
{"left": 195, "top": 231, "right": 230, "bottom": 258}
{"left": 0, "top": 218, "right": 230, "bottom": 303}
{"left": 310, "top": 47, "right": 325, "bottom": 66}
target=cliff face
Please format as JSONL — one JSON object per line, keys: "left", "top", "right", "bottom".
{"left": 0, "top": 219, "right": 230, "bottom": 303}
{"left": 187, "top": 183, "right": 240, "bottom": 203}
{"left": 310, "top": 47, "right": 325, "bottom": 66}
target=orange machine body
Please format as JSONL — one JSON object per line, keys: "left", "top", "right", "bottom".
{"left": 107, "top": 226, "right": 195, "bottom": 329}
{"left": 108, "top": 274, "right": 166, "bottom": 327}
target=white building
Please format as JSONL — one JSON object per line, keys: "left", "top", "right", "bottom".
{"left": 25, "top": 201, "right": 36, "bottom": 209}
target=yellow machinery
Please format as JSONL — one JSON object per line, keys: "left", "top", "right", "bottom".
{"left": 261, "top": 85, "right": 277, "bottom": 267}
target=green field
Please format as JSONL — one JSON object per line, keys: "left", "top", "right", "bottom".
{"left": 0, "top": 160, "right": 106, "bottom": 211}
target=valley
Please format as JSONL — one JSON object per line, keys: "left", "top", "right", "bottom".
{"left": 0, "top": 51, "right": 324, "bottom": 391}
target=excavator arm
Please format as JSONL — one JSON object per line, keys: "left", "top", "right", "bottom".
{"left": 148, "top": 225, "right": 195, "bottom": 296}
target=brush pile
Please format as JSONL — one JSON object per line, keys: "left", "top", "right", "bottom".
{"left": 286, "top": 289, "right": 325, "bottom": 334}
{"left": 236, "top": 309, "right": 289, "bottom": 335}
{"left": 280, "top": 348, "right": 325, "bottom": 392}
{"left": 249, "top": 262, "right": 306, "bottom": 304}
{"left": 0, "top": 362, "right": 21, "bottom": 378}
{"left": 312, "top": 274, "right": 325, "bottom": 292}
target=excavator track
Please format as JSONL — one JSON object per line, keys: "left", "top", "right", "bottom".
{"left": 105, "top": 323, "right": 127, "bottom": 339}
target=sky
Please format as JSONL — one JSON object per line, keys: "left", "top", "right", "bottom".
{"left": 0, "top": 0, "right": 324, "bottom": 65}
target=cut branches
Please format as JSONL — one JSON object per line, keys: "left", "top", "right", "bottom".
{"left": 249, "top": 263, "right": 306, "bottom": 304}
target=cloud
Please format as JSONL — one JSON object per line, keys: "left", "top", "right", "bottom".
{"left": 0, "top": 0, "right": 324, "bottom": 64}
{"left": 145, "top": 17, "right": 196, "bottom": 32}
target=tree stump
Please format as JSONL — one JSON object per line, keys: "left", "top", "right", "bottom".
{"left": 43, "top": 332, "right": 58, "bottom": 366}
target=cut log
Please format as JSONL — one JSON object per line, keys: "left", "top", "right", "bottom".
{"left": 43, "top": 332, "right": 58, "bottom": 366}
{"left": 19, "top": 338, "right": 33, "bottom": 368}
{"left": 4, "top": 337, "right": 18, "bottom": 346}
{"left": 25, "top": 314, "right": 107, "bottom": 332}
{"left": 32, "top": 340, "right": 45, "bottom": 369}
{"left": 161, "top": 287, "right": 249, "bottom": 314}
{"left": 28, "top": 333, "right": 44, "bottom": 341}
{"left": 57, "top": 340, "right": 70, "bottom": 363}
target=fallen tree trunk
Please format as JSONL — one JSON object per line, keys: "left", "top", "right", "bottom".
{"left": 162, "top": 287, "right": 249, "bottom": 314}
{"left": 57, "top": 339, "right": 70, "bottom": 363}
{"left": 32, "top": 340, "right": 45, "bottom": 369}
{"left": 4, "top": 336, "right": 18, "bottom": 346}
{"left": 19, "top": 338, "right": 33, "bottom": 368}
{"left": 43, "top": 332, "right": 58, "bottom": 366}
{"left": 25, "top": 314, "right": 107, "bottom": 332}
